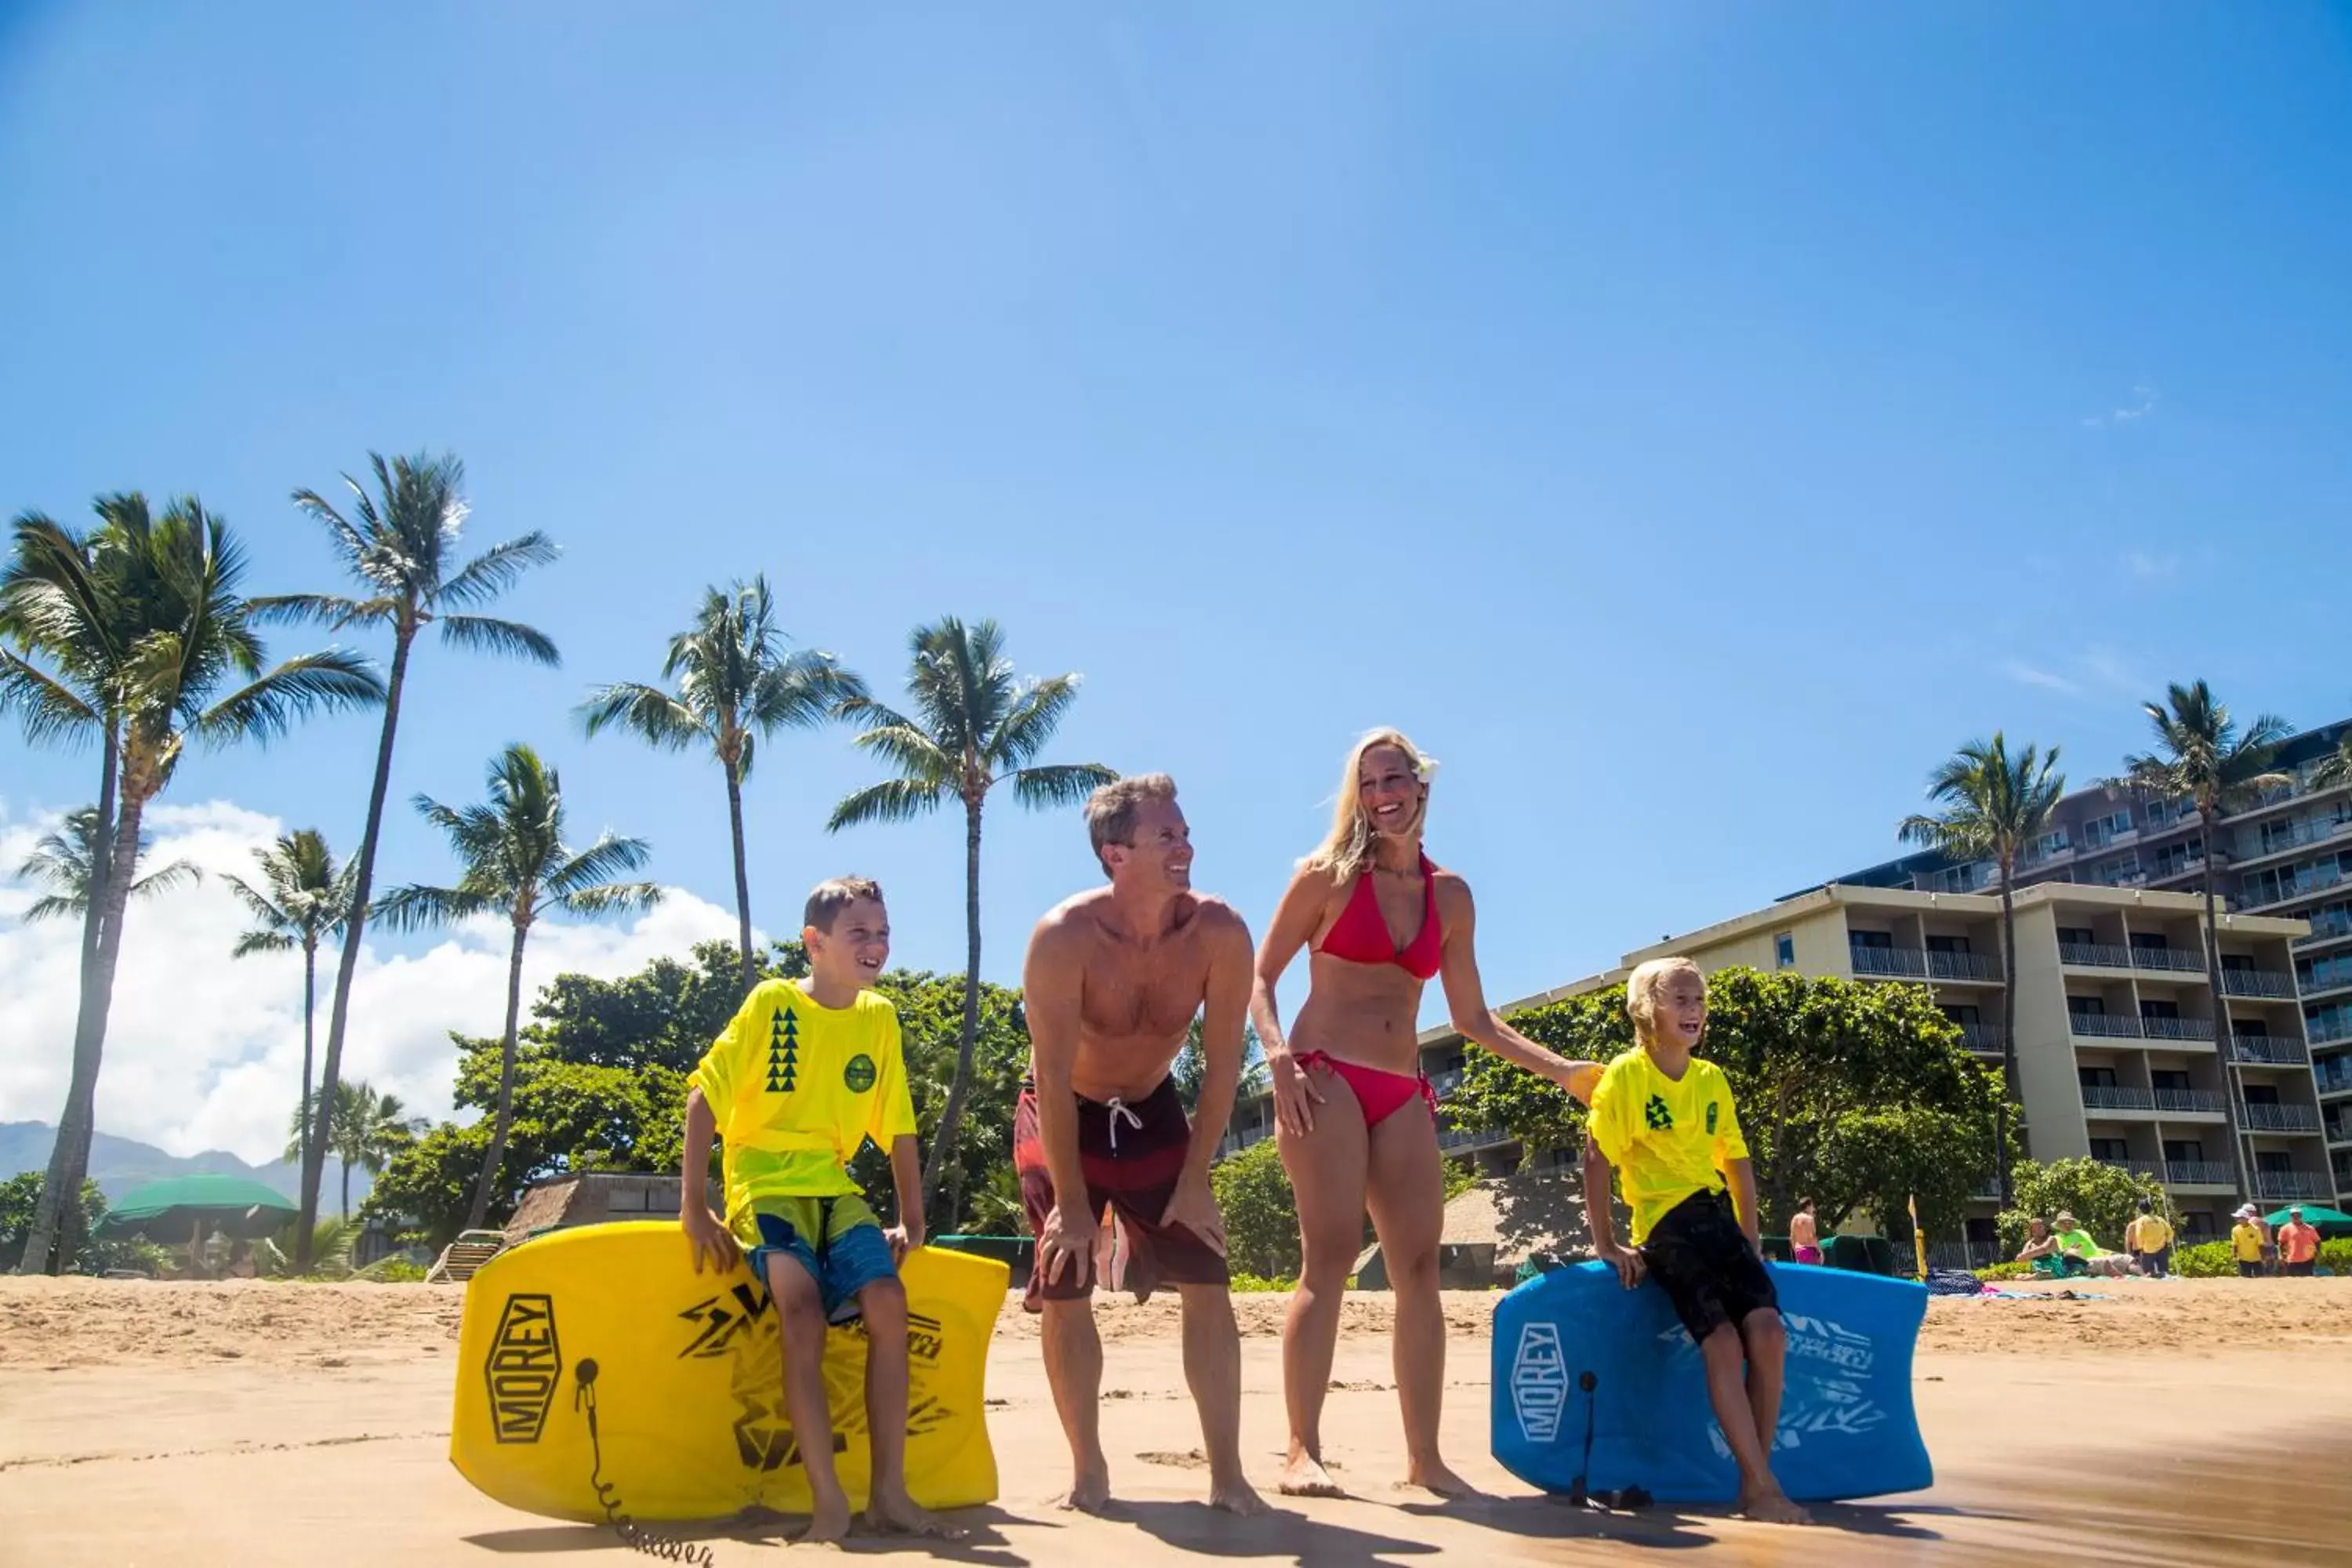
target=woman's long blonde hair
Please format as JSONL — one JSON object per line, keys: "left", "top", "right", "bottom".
{"left": 1304, "top": 728, "right": 1436, "bottom": 882}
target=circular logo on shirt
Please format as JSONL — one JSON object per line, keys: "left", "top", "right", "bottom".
{"left": 843, "top": 1054, "right": 877, "bottom": 1094}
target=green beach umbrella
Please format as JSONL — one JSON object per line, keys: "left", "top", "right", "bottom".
{"left": 98, "top": 1174, "right": 298, "bottom": 1242}
{"left": 2263, "top": 1203, "right": 2352, "bottom": 1235}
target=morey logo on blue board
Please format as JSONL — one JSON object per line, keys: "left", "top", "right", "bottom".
{"left": 1697, "top": 1309, "right": 1889, "bottom": 1461}
{"left": 485, "top": 1293, "right": 561, "bottom": 1444}
{"left": 1509, "top": 1322, "right": 1567, "bottom": 1443}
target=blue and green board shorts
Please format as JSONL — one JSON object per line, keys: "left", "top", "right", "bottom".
{"left": 732, "top": 1192, "right": 897, "bottom": 1325}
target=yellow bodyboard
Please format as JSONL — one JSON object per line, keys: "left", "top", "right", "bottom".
{"left": 449, "top": 1221, "right": 1007, "bottom": 1520}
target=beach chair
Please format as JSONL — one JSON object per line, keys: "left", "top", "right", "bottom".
{"left": 427, "top": 1229, "right": 510, "bottom": 1284}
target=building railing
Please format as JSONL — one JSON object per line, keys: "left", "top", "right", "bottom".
{"left": 2140, "top": 1015, "right": 2216, "bottom": 1042}
{"left": 2095, "top": 1156, "right": 2165, "bottom": 1178}
{"left": 2240, "top": 815, "right": 2352, "bottom": 862}
{"left": 1929, "top": 1240, "right": 2004, "bottom": 1272}
{"left": 1957, "top": 1023, "right": 2009, "bottom": 1054}
{"left": 2298, "top": 961, "right": 2352, "bottom": 998}
{"left": 2081, "top": 1085, "right": 2155, "bottom": 1112}
{"left": 2227, "top": 1035, "right": 2310, "bottom": 1065}
{"left": 2318, "top": 1065, "right": 2352, "bottom": 1096}
{"left": 2060, "top": 942, "right": 2136, "bottom": 969}
{"left": 1925, "top": 949, "right": 2003, "bottom": 982}
{"left": 2311, "top": 1016, "right": 2352, "bottom": 1049}
{"left": 2154, "top": 1088, "right": 2226, "bottom": 1115}
{"left": 2295, "top": 913, "right": 2352, "bottom": 949}
{"left": 2325, "top": 1118, "right": 2350, "bottom": 1146}
{"left": 1436, "top": 1123, "right": 1508, "bottom": 1152}
{"left": 1969, "top": 1178, "right": 2002, "bottom": 1200}
{"left": 2243, "top": 862, "right": 2350, "bottom": 910}
{"left": 2070, "top": 1013, "right": 2143, "bottom": 1039}
{"left": 2165, "top": 1160, "right": 2235, "bottom": 1186}
{"left": 2252, "top": 1170, "right": 2331, "bottom": 1200}
{"left": 1849, "top": 945, "right": 1999, "bottom": 982}
{"left": 2220, "top": 969, "right": 2298, "bottom": 1000}
{"left": 2238, "top": 1102, "right": 2321, "bottom": 1134}
{"left": 2131, "top": 946, "right": 2208, "bottom": 975}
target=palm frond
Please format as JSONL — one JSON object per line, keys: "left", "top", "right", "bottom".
{"left": 438, "top": 613, "right": 561, "bottom": 667}
{"left": 851, "top": 721, "right": 957, "bottom": 784}
{"left": 577, "top": 681, "right": 706, "bottom": 750}
{"left": 551, "top": 880, "right": 664, "bottom": 920}
{"left": 129, "top": 858, "right": 201, "bottom": 898}
{"left": 23, "top": 894, "right": 82, "bottom": 923}
{"left": 287, "top": 485, "right": 376, "bottom": 572}
{"left": 0, "top": 648, "right": 101, "bottom": 745}
{"left": 192, "top": 648, "right": 386, "bottom": 747}
{"left": 245, "top": 593, "right": 397, "bottom": 632}
{"left": 992, "top": 673, "right": 1084, "bottom": 770}
{"left": 372, "top": 882, "right": 498, "bottom": 933}
{"left": 546, "top": 833, "right": 655, "bottom": 895}
{"left": 233, "top": 928, "right": 300, "bottom": 958}
{"left": 828, "top": 777, "right": 951, "bottom": 832}
{"left": 435, "top": 532, "right": 561, "bottom": 610}
{"left": 1011, "top": 763, "right": 1117, "bottom": 811}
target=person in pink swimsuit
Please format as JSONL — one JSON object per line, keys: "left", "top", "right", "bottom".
{"left": 1250, "top": 728, "right": 1600, "bottom": 1499}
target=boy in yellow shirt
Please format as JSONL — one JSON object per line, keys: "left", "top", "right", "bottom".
{"left": 2122, "top": 1198, "right": 2173, "bottom": 1278}
{"left": 2230, "top": 1205, "right": 2268, "bottom": 1279}
{"left": 681, "top": 877, "right": 949, "bottom": 1542}
{"left": 1582, "top": 957, "right": 1806, "bottom": 1526}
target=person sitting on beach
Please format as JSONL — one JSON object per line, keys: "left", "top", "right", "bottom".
{"left": 1251, "top": 730, "right": 1601, "bottom": 1499}
{"left": 1790, "top": 1200, "right": 1823, "bottom": 1265}
{"left": 2278, "top": 1207, "right": 2321, "bottom": 1278}
{"left": 2123, "top": 1198, "right": 2172, "bottom": 1279}
{"left": 2051, "top": 1212, "right": 2131, "bottom": 1278}
{"left": 2230, "top": 1206, "right": 2268, "bottom": 1279}
{"left": 1583, "top": 956, "right": 1809, "bottom": 1526}
{"left": 680, "top": 877, "right": 953, "bottom": 1544}
{"left": 2016, "top": 1217, "right": 2074, "bottom": 1275}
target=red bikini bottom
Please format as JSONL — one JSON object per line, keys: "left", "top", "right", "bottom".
{"left": 1293, "top": 1050, "right": 1439, "bottom": 1126}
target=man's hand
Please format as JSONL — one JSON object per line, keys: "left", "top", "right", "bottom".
{"left": 1038, "top": 1201, "right": 1101, "bottom": 1290}
{"left": 684, "top": 1207, "right": 740, "bottom": 1275}
{"left": 1160, "top": 1174, "right": 1228, "bottom": 1257}
{"left": 1599, "top": 1241, "right": 1646, "bottom": 1290}
{"left": 1269, "top": 1051, "right": 1327, "bottom": 1136}
{"left": 884, "top": 1225, "right": 922, "bottom": 1264}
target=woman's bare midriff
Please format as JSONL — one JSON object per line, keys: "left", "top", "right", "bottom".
{"left": 1284, "top": 952, "right": 1426, "bottom": 1075}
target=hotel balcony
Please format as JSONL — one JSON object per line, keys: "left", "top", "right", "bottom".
{"left": 2238, "top": 1102, "right": 2321, "bottom": 1135}
{"left": 1848, "top": 946, "right": 2002, "bottom": 983}
{"left": 2219, "top": 969, "right": 2299, "bottom": 1000}
{"left": 2226, "top": 1035, "right": 2310, "bottom": 1067}
{"left": 2164, "top": 1160, "right": 2237, "bottom": 1189}
{"left": 2252, "top": 1170, "right": 2332, "bottom": 1201}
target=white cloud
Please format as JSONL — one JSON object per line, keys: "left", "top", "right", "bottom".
{"left": 2002, "top": 661, "right": 2079, "bottom": 695}
{"left": 2082, "top": 382, "right": 2159, "bottom": 429}
{"left": 0, "top": 798, "right": 743, "bottom": 1165}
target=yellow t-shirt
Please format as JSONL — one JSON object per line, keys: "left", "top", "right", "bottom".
{"left": 2125, "top": 1214, "right": 2172, "bottom": 1254}
{"left": 691, "top": 980, "right": 917, "bottom": 1223}
{"left": 2230, "top": 1222, "right": 2266, "bottom": 1263}
{"left": 1586, "top": 1046, "right": 1750, "bottom": 1245}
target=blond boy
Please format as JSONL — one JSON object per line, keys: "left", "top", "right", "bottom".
{"left": 681, "top": 877, "right": 951, "bottom": 1542}
{"left": 1581, "top": 957, "right": 1807, "bottom": 1525}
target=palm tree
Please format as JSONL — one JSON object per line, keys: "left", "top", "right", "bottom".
{"left": 2118, "top": 681, "right": 2294, "bottom": 1205}
{"left": 284, "top": 1080, "right": 426, "bottom": 1220}
{"left": 1898, "top": 733, "right": 2065, "bottom": 1207}
{"left": 2, "top": 497, "right": 383, "bottom": 1274}
{"left": 579, "top": 578, "right": 866, "bottom": 993}
{"left": 375, "top": 744, "right": 660, "bottom": 1231}
{"left": 256, "top": 452, "right": 559, "bottom": 1263}
{"left": 227, "top": 830, "right": 358, "bottom": 1189}
{"left": 2311, "top": 723, "right": 2352, "bottom": 793}
{"left": 828, "top": 617, "right": 1113, "bottom": 1221}
{"left": 17, "top": 806, "right": 199, "bottom": 922}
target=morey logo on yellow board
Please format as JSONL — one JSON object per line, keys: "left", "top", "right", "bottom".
{"left": 485, "top": 1292, "right": 562, "bottom": 1444}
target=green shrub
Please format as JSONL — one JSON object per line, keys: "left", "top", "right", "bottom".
{"left": 1973, "top": 1261, "right": 2029, "bottom": 1282}
{"left": 2172, "top": 1240, "right": 2234, "bottom": 1279}
{"left": 355, "top": 1257, "right": 427, "bottom": 1283}
{"left": 1227, "top": 1272, "right": 1294, "bottom": 1293}
{"left": 1995, "top": 1157, "right": 2169, "bottom": 1257}
{"left": 2321, "top": 1238, "right": 2352, "bottom": 1275}
{"left": 1210, "top": 1140, "right": 1301, "bottom": 1279}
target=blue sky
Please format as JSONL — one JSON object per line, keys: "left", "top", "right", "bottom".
{"left": 5, "top": 3, "right": 2350, "bottom": 1094}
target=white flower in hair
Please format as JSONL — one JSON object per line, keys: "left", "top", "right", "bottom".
{"left": 1414, "top": 754, "right": 1440, "bottom": 785}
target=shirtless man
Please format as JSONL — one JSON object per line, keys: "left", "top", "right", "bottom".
{"left": 1015, "top": 774, "right": 1268, "bottom": 1516}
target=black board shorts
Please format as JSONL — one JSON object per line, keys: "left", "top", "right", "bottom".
{"left": 1641, "top": 1188, "right": 1778, "bottom": 1342}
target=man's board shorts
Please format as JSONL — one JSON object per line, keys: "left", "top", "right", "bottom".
{"left": 2237, "top": 1259, "right": 2264, "bottom": 1279}
{"left": 1639, "top": 1188, "right": 1779, "bottom": 1343}
{"left": 1014, "top": 1076, "right": 1227, "bottom": 1311}
{"left": 2132, "top": 1246, "right": 2171, "bottom": 1278}
{"left": 732, "top": 1191, "right": 895, "bottom": 1325}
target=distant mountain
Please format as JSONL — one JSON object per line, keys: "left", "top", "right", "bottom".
{"left": 0, "top": 1121, "right": 372, "bottom": 1207}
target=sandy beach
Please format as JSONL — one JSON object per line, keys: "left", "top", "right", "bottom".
{"left": 4, "top": 1275, "right": 2349, "bottom": 1566}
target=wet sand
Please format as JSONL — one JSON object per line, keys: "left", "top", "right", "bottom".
{"left": 3, "top": 1276, "right": 2348, "bottom": 1564}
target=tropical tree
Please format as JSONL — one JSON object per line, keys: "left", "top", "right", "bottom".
{"left": 579, "top": 577, "right": 866, "bottom": 993}
{"left": 374, "top": 744, "right": 661, "bottom": 1231}
{"left": 1896, "top": 733, "right": 2063, "bottom": 1206}
{"left": 2311, "top": 721, "right": 2352, "bottom": 793}
{"left": 2118, "top": 681, "right": 2294, "bottom": 1203}
{"left": 2, "top": 497, "right": 383, "bottom": 1274}
{"left": 285, "top": 1080, "right": 426, "bottom": 1220}
{"left": 227, "top": 829, "right": 358, "bottom": 1194}
{"left": 16, "top": 806, "right": 198, "bottom": 922}
{"left": 827, "top": 617, "right": 1114, "bottom": 1221}
{"left": 256, "top": 452, "right": 559, "bottom": 1263}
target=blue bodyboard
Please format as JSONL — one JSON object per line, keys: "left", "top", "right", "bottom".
{"left": 1491, "top": 1261, "right": 1931, "bottom": 1504}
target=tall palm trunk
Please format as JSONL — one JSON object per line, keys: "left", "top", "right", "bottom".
{"left": 466, "top": 916, "right": 532, "bottom": 1232}
{"left": 24, "top": 773, "right": 151, "bottom": 1275}
{"left": 919, "top": 796, "right": 986, "bottom": 1226}
{"left": 298, "top": 936, "right": 318, "bottom": 1180}
{"left": 300, "top": 628, "right": 412, "bottom": 1265}
{"left": 1995, "top": 866, "right": 2020, "bottom": 1207}
{"left": 724, "top": 756, "right": 756, "bottom": 993}
{"left": 2199, "top": 813, "right": 2253, "bottom": 1202}
{"left": 17, "top": 728, "right": 118, "bottom": 1275}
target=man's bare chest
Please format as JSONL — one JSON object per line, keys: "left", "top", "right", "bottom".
{"left": 1076, "top": 939, "right": 1210, "bottom": 1040}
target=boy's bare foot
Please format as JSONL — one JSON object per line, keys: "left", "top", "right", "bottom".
{"left": 1208, "top": 1474, "right": 1271, "bottom": 1515}
{"left": 1736, "top": 1486, "right": 1813, "bottom": 1525}
{"left": 1403, "top": 1457, "right": 1482, "bottom": 1500}
{"left": 1275, "top": 1451, "right": 1346, "bottom": 1498}
{"left": 864, "top": 1486, "right": 967, "bottom": 1539}
{"left": 797, "top": 1494, "right": 853, "bottom": 1543}
{"left": 1054, "top": 1465, "right": 1112, "bottom": 1514}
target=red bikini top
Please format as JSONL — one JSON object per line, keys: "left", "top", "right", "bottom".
{"left": 1316, "top": 853, "right": 1444, "bottom": 979}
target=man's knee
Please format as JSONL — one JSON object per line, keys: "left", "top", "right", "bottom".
{"left": 859, "top": 1272, "right": 907, "bottom": 1327}
{"left": 1699, "top": 1321, "right": 1744, "bottom": 1363}
{"left": 1739, "top": 1308, "right": 1786, "bottom": 1357}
